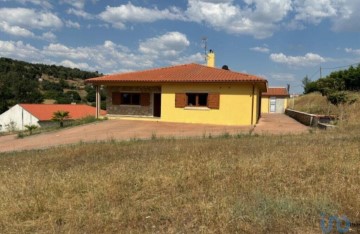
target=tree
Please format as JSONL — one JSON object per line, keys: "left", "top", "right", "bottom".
{"left": 302, "top": 76, "right": 318, "bottom": 94}
{"left": 52, "top": 111, "right": 70, "bottom": 127}
{"left": 25, "top": 124, "right": 38, "bottom": 135}
{"left": 65, "top": 91, "right": 81, "bottom": 102}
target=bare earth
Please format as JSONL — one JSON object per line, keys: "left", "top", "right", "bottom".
{"left": 0, "top": 114, "right": 308, "bottom": 153}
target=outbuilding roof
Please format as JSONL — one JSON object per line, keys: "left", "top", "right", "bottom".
{"left": 85, "top": 63, "right": 267, "bottom": 90}
{"left": 262, "top": 87, "right": 290, "bottom": 97}
{"left": 19, "top": 104, "right": 106, "bottom": 121}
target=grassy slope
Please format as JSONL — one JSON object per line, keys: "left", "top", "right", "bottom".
{"left": 1, "top": 128, "right": 360, "bottom": 233}
{"left": 291, "top": 92, "right": 360, "bottom": 124}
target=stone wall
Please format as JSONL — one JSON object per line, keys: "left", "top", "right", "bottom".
{"left": 106, "top": 86, "right": 161, "bottom": 116}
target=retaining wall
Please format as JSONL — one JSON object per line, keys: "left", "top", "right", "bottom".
{"left": 285, "top": 109, "right": 319, "bottom": 126}
{"left": 285, "top": 109, "right": 337, "bottom": 128}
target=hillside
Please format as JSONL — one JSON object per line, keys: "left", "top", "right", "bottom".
{"left": 0, "top": 127, "right": 359, "bottom": 233}
{"left": 292, "top": 92, "right": 359, "bottom": 124}
{"left": 0, "top": 57, "right": 105, "bottom": 113}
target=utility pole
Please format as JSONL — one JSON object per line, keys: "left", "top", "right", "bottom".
{"left": 320, "top": 66, "right": 322, "bottom": 79}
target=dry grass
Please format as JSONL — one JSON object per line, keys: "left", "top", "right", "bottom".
{"left": 292, "top": 92, "right": 360, "bottom": 125}
{"left": 1, "top": 127, "right": 360, "bottom": 233}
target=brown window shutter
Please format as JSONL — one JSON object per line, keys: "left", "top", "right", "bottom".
{"left": 140, "top": 93, "right": 150, "bottom": 106}
{"left": 208, "top": 93, "right": 220, "bottom": 109}
{"left": 112, "top": 92, "right": 121, "bottom": 105}
{"left": 175, "top": 93, "right": 186, "bottom": 108}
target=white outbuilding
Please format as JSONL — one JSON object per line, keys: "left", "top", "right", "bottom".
{"left": 0, "top": 104, "right": 106, "bottom": 132}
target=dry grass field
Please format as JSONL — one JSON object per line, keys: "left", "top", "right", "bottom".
{"left": 291, "top": 92, "right": 360, "bottom": 124}
{"left": 0, "top": 124, "right": 360, "bottom": 233}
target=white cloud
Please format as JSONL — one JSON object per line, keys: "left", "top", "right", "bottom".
{"left": 270, "top": 73, "right": 296, "bottom": 81}
{"left": 185, "top": 0, "right": 292, "bottom": 39}
{"left": 345, "top": 48, "right": 360, "bottom": 55}
{"left": 43, "top": 43, "right": 89, "bottom": 60}
{"left": 331, "top": 0, "right": 360, "bottom": 32}
{"left": 67, "top": 8, "right": 94, "bottom": 19}
{"left": 270, "top": 52, "right": 326, "bottom": 66}
{"left": 0, "top": 40, "right": 41, "bottom": 60}
{"left": 292, "top": 0, "right": 360, "bottom": 32}
{"left": 0, "top": 21, "right": 35, "bottom": 37}
{"left": 293, "top": 0, "right": 338, "bottom": 24}
{"left": 61, "top": 0, "right": 86, "bottom": 9}
{"left": 0, "top": 8, "right": 63, "bottom": 30}
{"left": 0, "top": 31, "right": 201, "bottom": 73}
{"left": 41, "top": 31, "right": 56, "bottom": 41}
{"left": 65, "top": 20, "right": 81, "bottom": 29}
{"left": 250, "top": 46, "right": 270, "bottom": 53}
{"left": 59, "top": 60, "right": 91, "bottom": 70}
{"left": 169, "top": 52, "right": 204, "bottom": 65}
{"left": 139, "top": 32, "right": 190, "bottom": 58}
{"left": 0, "top": 0, "right": 53, "bottom": 8}
{"left": 98, "top": 3, "right": 185, "bottom": 29}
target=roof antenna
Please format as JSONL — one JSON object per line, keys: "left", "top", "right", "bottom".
{"left": 201, "top": 36, "right": 208, "bottom": 63}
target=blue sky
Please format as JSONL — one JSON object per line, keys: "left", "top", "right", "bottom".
{"left": 0, "top": 0, "right": 360, "bottom": 93}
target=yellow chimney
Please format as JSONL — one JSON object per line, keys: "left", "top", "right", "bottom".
{"left": 207, "top": 49, "right": 215, "bottom": 67}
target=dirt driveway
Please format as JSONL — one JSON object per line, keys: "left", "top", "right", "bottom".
{"left": 253, "top": 113, "right": 309, "bottom": 135}
{"left": 0, "top": 114, "right": 308, "bottom": 153}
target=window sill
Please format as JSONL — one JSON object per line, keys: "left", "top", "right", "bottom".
{"left": 119, "top": 104, "right": 142, "bottom": 107}
{"left": 184, "top": 106, "right": 210, "bottom": 111}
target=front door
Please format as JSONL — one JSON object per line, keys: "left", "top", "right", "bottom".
{"left": 270, "top": 97, "right": 276, "bottom": 113}
{"left": 153, "top": 93, "right": 161, "bottom": 117}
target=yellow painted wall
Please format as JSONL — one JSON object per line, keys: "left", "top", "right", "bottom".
{"left": 261, "top": 96, "right": 289, "bottom": 113}
{"left": 161, "top": 83, "right": 260, "bottom": 126}
{"left": 253, "top": 86, "right": 261, "bottom": 125}
{"left": 261, "top": 96, "right": 269, "bottom": 113}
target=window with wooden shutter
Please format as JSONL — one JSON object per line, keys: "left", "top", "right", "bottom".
{"left": 175, "top": 93, "right": 186, "bottom": 108}
{"left": 112, "top": 92, "right": 121, "bottom": 105}
{"left": 207, "top": 93, "right": 220, "bottom": 109}
{"left": 140, "top": 93, "right": 150, "bottom": 106}
{"left": 120, "top": 93, "right": 140, "bottom": 105}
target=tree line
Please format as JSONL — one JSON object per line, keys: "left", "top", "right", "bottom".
{"left": 302, "top": 64, "right": 360, "bottom": 105}
{"left": 0, "top": 57, "right": 103, "bottom": 113}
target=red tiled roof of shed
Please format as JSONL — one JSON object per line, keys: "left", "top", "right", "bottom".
{"left": 85, "top": 63, "right": 267, "bottom": 90}
{"left": 262, "top": 87, "right": 290, "bottom": 97}
{"left": 19, "top": 104, "right": 106, "bottom": 121}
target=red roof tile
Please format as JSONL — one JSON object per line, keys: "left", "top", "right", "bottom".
{"left": 19, "top": 104, "right": 106, "bottom": 121}
{"left": 85, "top": 63, "right": 267, "bottom": 89}
{"left": 262, "top": 87, "right": 290, "bottom": 97}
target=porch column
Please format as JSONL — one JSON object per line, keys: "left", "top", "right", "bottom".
{"left": 95, "top": 85, "right": 100, "bottom": 119}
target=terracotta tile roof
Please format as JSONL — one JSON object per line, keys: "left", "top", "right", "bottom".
{"left": 262, "top": 87, "right": 290, "bottom": 97}
{"left": 85, "top": 63, "right": 267, "bottom": 88}
{"left": 19, "top": 104, "right": 106, "bottom": 121}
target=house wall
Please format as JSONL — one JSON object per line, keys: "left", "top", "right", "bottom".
{"left": 261, "top": 96, "right": 289, "bottom": 113}
{"left": 106, "top": 86, "right": 161, "bottom": 116}
{"left": 261, "top": 97, "right": 270, "bottom": 113}
{"left": 0, "top": 104, "right": 39, "bottom": 132}
{"left": 253, "top": 86, "right": 261, "bottom": 125}
{"left": 161, "top": 83, "right": 260, "bottom": 126}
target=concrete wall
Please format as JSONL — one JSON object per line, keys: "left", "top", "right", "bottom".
{"left": 285, "top": 109, "right": 319, "bottom": 126}
{"left": 0, "top": 104, "right": 40, "bottom": 132}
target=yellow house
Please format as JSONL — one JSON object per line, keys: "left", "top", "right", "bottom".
{"left": 261, "top": 87, "right": 290, "bottom": 113}
{"left": 86, "top": 60, "right": 267, "bottom": 126}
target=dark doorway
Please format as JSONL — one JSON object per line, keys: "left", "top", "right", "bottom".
{"left": 153, "top": 93, "right": 161, "bottom": 117}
